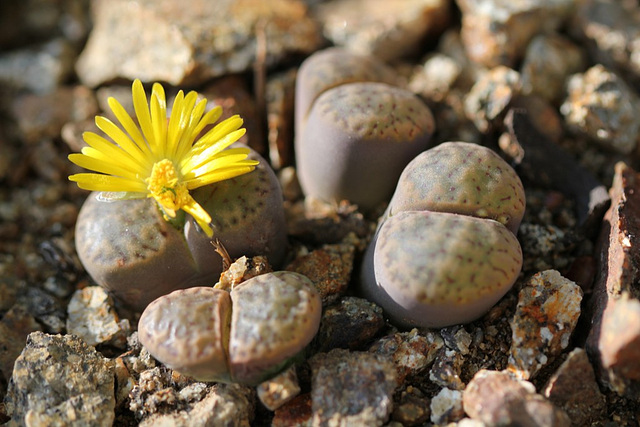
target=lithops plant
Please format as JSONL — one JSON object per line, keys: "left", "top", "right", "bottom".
{"left": 296, "top": 82, "right": 435, "bottom": 211}
{"left": 384, "top": 141, "right": 526, "bottom": 233}
{"left": 75, "top": 148, "right": 287, "bottom": 312}
{"left": 361, "top": 211, "right": 522, "bottom": 328}
{"left": 138, "top": 271, "right": 322, "bottom": 385}
{"left": 295, "top": 47, "right": 398, "bottom": 133}
{"left": 360, "top": 141, "right": 525, "bottom": 328}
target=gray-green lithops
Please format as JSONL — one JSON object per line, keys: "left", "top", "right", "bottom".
{"left": 294, "top": 47, "right": 398, "bottom": 134}
{"left": 75, "top": 148, "right": 287, "bottom": 312}
{"left": 296, "top": 82, "right": 435, "bottom": 211}
{"left": 360, "top": 141, "right": 525, "bottom": 328}
{"left": 138, "top": 271, "right": 322, "bottom": 385}
{"left": 362, "top": 211, "right": 522, "bottom": 328}
{"left": 384, "top": 141, "right": 526, "bottom": 233}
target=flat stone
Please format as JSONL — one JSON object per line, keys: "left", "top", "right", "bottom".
{"left": 430, "top": 388, "right": 464, "bottom": 425}
{"left": 76, "top": 0, "right": 322, "bottom": 87}
{"left": 369, "top": 329, "right": 443, "bottom": 384}
{"left": 408, "top": 53, "right": 462, "bottom": 102}
{"left": 543, "top": 348, "right": 607, "bottom": 425}
{"left": 561, "top": 64, "right": 640, "bottom": 154}
{"left": 586, "top": 162, "right": 640, "bottom": 398}
{"left": 456, "top": 0, "right": 574, "bottom": 67}
{"left": 10, "top": 85, "right": 98, "bottom": 145}
{"left": 314, "top": 296, "right": 385, "bottom": 353}
{"left": 520, "top": 33, "right": 586, "bottom": 103}
{"left": 139, "top": 383, "right": 255, "bottom": 427}
{"left": 285, "top": 243, "right": 355, "bottom": 306}
{"left": 0, "top": 305, "right": 40, "bottom": 382}
{"left": 4, "top": 332, "right": 115, "bottom": 426}
{"left": 309, "top": 348, "right": 397, "bottom": 426}
{"left": 256, "top": 365, "right": 300, "bottom": 411}
{"left": 463, "top": 369, "right": 570, "bottom": 426}
{"left": 508, "top": 270, "right": 583, "bottom": 380}
{"left": 315, "top": 0, "right": 450, "bottom": 61}
{"left": 66, "top": 286, "right": 131, "bottom": 348}
{"left": 0, "top": 38, "right": 76, "bottom": 94}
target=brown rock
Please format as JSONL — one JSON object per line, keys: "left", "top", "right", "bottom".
{"left": 508, "top": 270, "right": 583, "bottom": 380}
{"left": 587, "top": 162, "right": 640, "bottom": 398}
{"left": 0, "top": 305, "right": 40, "bottom": 382}
{"left": 285, "top": 243, "right": 355, "bottom": 305}
{"left": 519, "top": 33, "right": 586, "bottom": 103}
{"left": 314, "top": 296, "right": 385, "bottom": 353}
{"left": 561, "top": 64, "right": 640, "bottom": 154}
{"left": 543, "top": 348, "right": 607, "bottom": 425}
{"left": 456, "top": 0, "right": 574, "bottom": 67}
{"left": 369, "top": 329, "right": 443, "bottom": 384}
{"left": 267, "top": 69, "right": 297, "bottom": 170}
{"left": 315, "top": 0, "right": 450, "bottom": 61}
{"left": 464, "top": 65, "right": 521, "bottom": 133}
{"left": 272, "top": 393, "right": 312, "bottom": 427}
{"left": 572, "top": 0, "right": 640, "bottom": 83}
{"left": 309, "top": 348, "right": 397, "bottom": 426}
{"left": 10, "top": 85, "right": 98, "bottom": 144}
{"left": 463, "top": 369, "right": 571, "bottom": 426}
{"left": 76, "top": 0, "right": 322, "bottom": 87}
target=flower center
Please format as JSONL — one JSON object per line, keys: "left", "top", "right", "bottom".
{"left": 146, "top": 159, "right": 190, "bottom": 215}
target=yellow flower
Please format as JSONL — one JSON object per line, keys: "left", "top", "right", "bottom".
{"left": 69, "top": 79, "right": 259, "bottom": 237}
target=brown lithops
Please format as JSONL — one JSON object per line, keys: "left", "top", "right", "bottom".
{"left": 75, "top": 148, "right": 287, "bottom": 312}
{"left": 362, "top": 211, "right": 523, "bottom": 328}
{"left": 385, "top": 141, "right": 526, "bottom": 233}
{"left": 296, "top": 82, "right": 435, "bottom": 211}
{"left": 138, "top": 271, "right": 322, "bottom": 385}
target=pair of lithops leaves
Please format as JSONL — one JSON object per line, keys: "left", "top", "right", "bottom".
{"left": 360, "top": 142, "right": 526, "bottom": 328}
{"left": 137, "top": 271, "right": 322, "bottom": 385}
{"left": 295, "top": 47, "right": 436, "bottom": 211}
{"left": 75, "top": 148, "right": 287, "bottom": 312}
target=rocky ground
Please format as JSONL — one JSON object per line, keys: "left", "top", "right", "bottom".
{"left": 1, "top": 0, "right": 640, "bottom": 425}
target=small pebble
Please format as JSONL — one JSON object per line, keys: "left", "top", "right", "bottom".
{"left": 66, "top": 286, "right": 131, "bottom": 348}
{"left": 429, "top": 347, "right": 465, "bottom": 391}
{"left": 309, "top": 348, "right": 397, "bottom": 426}
{"left": 543, "top": 348, "right": 607, "bottom": 425}
{"left": 430, "top": 387, "right": 464, "bottom": 425}
{"left": 561, "top": 64, "right": 640, "bottom": 154}
{"left": 256, "top": 365, "right": 301, "bottom": 411}
{"left": 463, "top": 369, "right": 570, "bottom": 426}
{"left": 508, "top": 270, "right": 583, "bottom": 380}
{"left": 285, "top": 243, "right": 355, "bottom": 306}
{"left": 369, "top": 328, "right": 443, "bottom": 384}
{"left": 314, "top": 296, "right": 385, "bottom": 353}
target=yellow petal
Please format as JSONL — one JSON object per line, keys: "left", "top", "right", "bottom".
{"left": 185, "top": 164, "right": 257, "bottom": 189}
{"left": 191, "top": 105, "right": 223, "bottom": 140}
{"left": 95, "top": 116, "right": 148, "bottom": 166}
{"left": 69, "top": 173, "right": 148, "bottom": 192}
{"left": 167, "top": 90, "right": 186, "bottom": 156}
{"left": 188, "top": 149, "right": 256, "bottom": 177}
{"left": 108, "top": 96, "right": 151, "bottom": 156}
{"left": 182, "top": 200, "right": 213, "bottom": 237}
{"left": 69, "top": 153, "right": 140, "bottom": 180}
{"left": 82, "top": 132, "right": 146, "bottom": 173}
{"left": 151, "top": 82, "right": 167, "bottom": 157}
{"left": 190, "top": 115, "right": 243, "bottom": 154}
{"left": 182, "top": 128, "right": 246, "bottom": 172}
{"left": 132, "top": 79, "right": 156, "bottom": 154}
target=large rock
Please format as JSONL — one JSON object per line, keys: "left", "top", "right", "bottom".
{"left": 76, "top": 0, "right": 322, "bottom": 87}
{"left": 4, "top": 332, "right": 115, "bottom": 426}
